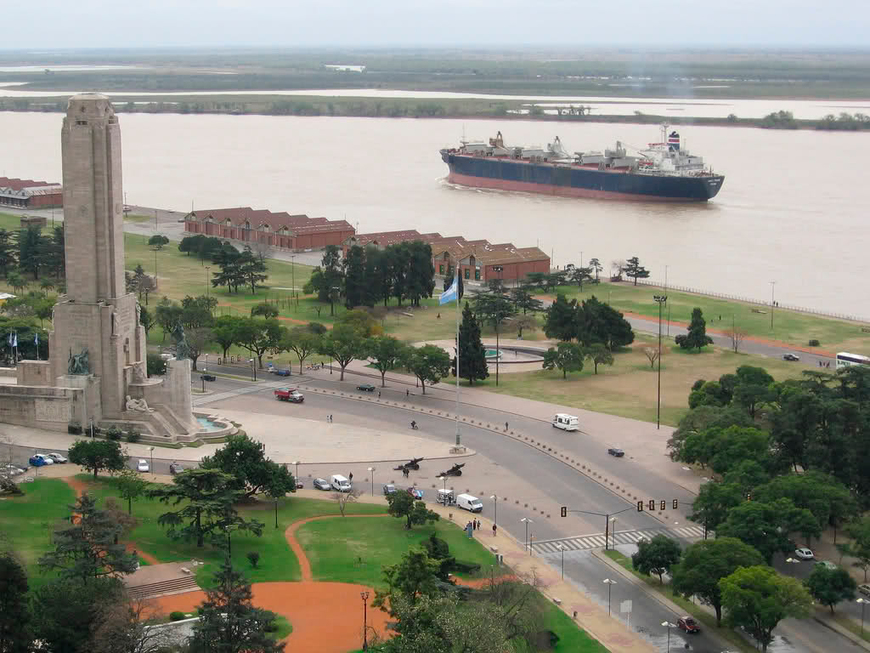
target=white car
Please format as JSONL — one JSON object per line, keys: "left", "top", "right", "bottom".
{"left": 137, "top": 459, "right": 150, "bottom": 473}
{"left": 794, "top": 547, "right": 814, "bottom": 561}
{"left": 47, "top": 452, "right": 68, "bottom": 464}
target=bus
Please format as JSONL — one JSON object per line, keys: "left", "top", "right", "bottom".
{"left": 836, "top": 352, "right": 870, "bottom": 369}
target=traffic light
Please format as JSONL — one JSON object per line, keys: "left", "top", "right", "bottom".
{"left": 673, "top": 499, "right": 679, "bottom": 510}
{"left": 561, "top": 506, "right": 567, "bottom": 518}
{"left": 648, "top": 499, "right": 655, "bottom": 511}
{"left": 637, "top": 501, "right": 644, "bottom": 512}
{"left": 660, "top": 500, "right": 666, "bottom": 511}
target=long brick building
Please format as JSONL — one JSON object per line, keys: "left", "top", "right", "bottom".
{"left": 0, "top": 177, "right": 63, "bottom": 209}
{"left": 183, "top": 207, "right": 355, "bottom": 250}
{"left": 344, "top": 230, "right": 550, "bottom": 283}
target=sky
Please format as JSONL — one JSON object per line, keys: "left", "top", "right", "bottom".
{"left": 2, "top": 0, "right": 868, "bottom": 50}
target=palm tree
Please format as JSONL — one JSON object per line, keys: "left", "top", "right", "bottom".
{"left": 40, "top": 278, "right": 55, "bottom": 292}
{"left": 6, "top": 270, "right": 27, "bottom": 295}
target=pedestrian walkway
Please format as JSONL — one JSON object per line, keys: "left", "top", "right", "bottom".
{"left": 533, "top": 525, "right": 707, "bottom": 554}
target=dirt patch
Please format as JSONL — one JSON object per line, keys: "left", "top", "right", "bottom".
{"left": 452, "top": 574, "right": 518, "bottom": 589}
{"left": 123, "top": 541, "right": 160, "bottom": 566}
{"left": 62, "top": 475, "right": 90, "bottom": 497}
{"left": 153, "top": 581, "right": 390, "bottom": 653}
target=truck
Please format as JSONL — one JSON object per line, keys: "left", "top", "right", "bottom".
{"left": 274, "top": 387, "right": 304, "bottom": 403}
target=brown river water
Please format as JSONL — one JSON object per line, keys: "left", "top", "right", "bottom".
{"left": 1, "top": 111, "right": 867, "bottom": 316}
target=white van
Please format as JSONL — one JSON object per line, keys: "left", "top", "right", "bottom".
{"left": 330, "top": 474, "right": 352, "bottom": 492}
{"left": 456, "top": 493, "right": 483, "bottom": 513}
{"left": 552, "top": 413, "right": 579, "bottom": 431}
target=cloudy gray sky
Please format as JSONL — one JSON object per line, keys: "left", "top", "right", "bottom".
{"left": 2, "top": 0, "right": 868, "bottom": 49}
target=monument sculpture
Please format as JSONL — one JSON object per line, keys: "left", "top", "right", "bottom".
{"left": 171, "top": 322, "right": 191, "bottom": 361}
{"left": 0, "top": 93, "right": 196, "bottom": 441}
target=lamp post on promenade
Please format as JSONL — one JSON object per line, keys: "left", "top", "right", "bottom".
{"left": 654, "top": 295, "right": 667, "bottom": 429}
{"left": 770, "top": 281, "right": 776, "bottom": 331}
{"left": 603, "top": 578, "right": 617, "bottom": 616}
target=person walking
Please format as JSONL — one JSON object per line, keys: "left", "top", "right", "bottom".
{"left": 348, "top": 471, "right": 353, "bottom": 483}
{"left": 406, "top": 389, "right": 409, "bottom": 397}
{"left": 492, "top": 523, "right": 497, "bottom": 537}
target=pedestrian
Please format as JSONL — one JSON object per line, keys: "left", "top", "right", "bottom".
{"left": 492, "top": 523, "right": 497, "bottom": 537}
{"left": 505, "top": 421, "right": 509, "bottom": 431}
{"left": 378, "top": 390, "right": 381, "bottom": 398}
{"left": 349, "top": 472, "right": 353, "bottom": 482}
{"left": 406, "top": 389, "right": 409, "bottom": 397}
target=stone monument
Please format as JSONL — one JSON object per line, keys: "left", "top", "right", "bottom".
{"left": 0, "top": 93, "right": 196, "bottom": 441}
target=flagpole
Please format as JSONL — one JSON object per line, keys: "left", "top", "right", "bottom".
{"left": 455, "top": 266, "right": 461, "bottom": 447}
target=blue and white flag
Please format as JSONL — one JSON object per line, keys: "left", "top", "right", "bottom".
{"left": 6, "top": 332, "right": 16, "bottom": 348}
{"left": 34, "top": 332, "right": 39, "bottom": 346}
{"left": 439, "top": 275, "right": 458, "bottom": 305}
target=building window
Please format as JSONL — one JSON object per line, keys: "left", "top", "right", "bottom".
{"left": 439, "top": 265, "right": 444, "bottom": 275}
{"left": 475, "top": 269, "right": 480, "bottom": 280}
{"left": 464, "top": 268, "right": 470, "bottom": 279}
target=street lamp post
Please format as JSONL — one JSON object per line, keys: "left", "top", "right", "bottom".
{"left": 367, "top": 466, "right": 376, "bottom": 496}
{"left": 603, "top": 578, "right": 617, "bottom": 616}
{"left": 250, "top": 358, "right": 256, "bottom": 382}
{"left": 653, "top": 295, "right": 667, "bottom": 430}
{"left": 664, "top": 265, "right": 670, "bottom": 336}
{"left": 291, "top": 255, "right": 297, "bottom": 309}
{"left": 148, "top": 446, "right": 154, "bottom": 476}
{"left": 521, "top": 517, "right": 533, "bottom": 555}
{"left": 858, "top": 598, "right": 867, "bottom": 635}
{"left": 608, "top": 517, "right": 617, "bottom": 549}
{"left": 661, "top": 621, "right": 676, "bottom": 652}
{"left": 490, "top": 494, "right": 498, "bottom": 530}
{"left": 360, "top": 591, "right": 370, "bottom": 651}
{"left": 770, "top": 281, "right": 776, "bottom": 331}
{"left": 292, "top": 460, "right": 300, "bottom": 484}
{"left": 557, "top": 544, "right": 565, "bottom": 579}
{"left": 205, "top": 265, "right": 210, "bottom": 297}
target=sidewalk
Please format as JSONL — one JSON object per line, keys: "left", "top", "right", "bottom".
{"left": 350, "top": 492, "right": 656, "bottom": 653}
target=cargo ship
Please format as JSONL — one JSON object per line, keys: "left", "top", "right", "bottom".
{"left": 440, "top": 127, "right": 724, "bottom": 202}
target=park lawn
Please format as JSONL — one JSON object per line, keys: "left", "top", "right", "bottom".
{"left": 295, "top": 515, "right": 499, "bottom": 588}
{"left": 0, "top": 478, "right": 77, "bottom": 588}
{"left": 554, "top": 281, "right": 870, "bottom": 353}
{"left": 74, "top": 475, "right": 384, "bottom": 588}
{"left": 478, "top": 332, "right": 805, "bottom": 426}
{"left": 526, "top": 598, "right": 610, "bottom": 653}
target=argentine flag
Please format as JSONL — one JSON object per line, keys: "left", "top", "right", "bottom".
{"left": 439, "top": 275, "right": 459, "bottom": 305}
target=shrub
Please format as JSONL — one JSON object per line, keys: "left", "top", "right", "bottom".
{"left": 451, "top": 560, "right": 481, "bottom": 574}
{"left": 105, "top": 426, "right": 123, "bottom": 441}
{"left": 808, "top": 339, "right": 820, "bottom": 347}
{"left": 169, "top": 611, "right": 186, "bottom": 622}
{"left": 147, "top": 352, "right": 167, "bottom": 376}
{"left": 246, "top": 551, "right": 260, "bottom": 569}
{"left": 125, "top": 429, "right": 141, "bottom": 443}
{"left": 68, "top": 422, "right": 83, "bottom": 435}
{"left": 423, "top": 532, "right": 450, "bottom": 560}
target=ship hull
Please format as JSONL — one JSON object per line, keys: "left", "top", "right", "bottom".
{"left": 442, "top": 151, "right": 724, "bottom": 202}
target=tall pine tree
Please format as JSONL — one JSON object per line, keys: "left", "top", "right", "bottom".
{"left": 678, "top": 307, "right": 714, "bottom": 350}
{"left": 453, "top": 302, "right": 488, "bottom": 385}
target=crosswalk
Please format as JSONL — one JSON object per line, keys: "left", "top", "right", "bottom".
{"left": 532, "top": 525, "right": 707, "bottom": 554}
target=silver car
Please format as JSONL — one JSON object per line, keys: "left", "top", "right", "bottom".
{"left": 313, "top": 478, "right": 331, "bottom": 491}
{"left": 47, "top": 452, "right": 68, "bottom": 464}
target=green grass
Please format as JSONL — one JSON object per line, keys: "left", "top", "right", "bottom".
{"left": 270, "top": 615, "right": 292, "bottom": 640}
{"left": 832, "top": 612, "right": 870, "bottom": 643}
{"left": 534, "top": 599, "right": 609, "bottom": 653}
{"left": 73, "top": 476, "right": 384, "bottom": 588}
{"left": 0, "top": 479, "right": 77, "bottom": 588}
{"left": 555, "top": 281, "right": 870, "bottom": 353}
{"left": 295, "top": 515, "right": 499, "bottom": 588}
{"left": 123, "top": 213, "right": 155, "bottom": 223}
{"left": 603, "top": 550, "right": 757, "bottom": 653}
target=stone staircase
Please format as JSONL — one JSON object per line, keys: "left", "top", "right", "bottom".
{"left": 127, "top": 575, "right": 200, "bottom": 600}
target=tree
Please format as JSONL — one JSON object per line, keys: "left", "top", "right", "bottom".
{"left": 377, "top": 548, "right": 442, "bottom": 608}
{"left": 5, "top": 270, "right": 26, "bottom": 295}
{"left": 643, "top": 346, "right": 660, "bottom": 369}
{"left": 188, "top": 560, "right": 285, "bottom": 653}
{"left": 386, "top": 491, "right": 440, "bottom": 530}
{"left": 0, "top": 553, "right": 33, "bottom": 653}
{"left": 318, "top": 323, "right": 367, "bottom": 381}
{"left": 622, "top": 256, "right": 650, "bottom": 286}
{"left": 0, "top": 229, "right": 18, "bottom": 278}
{"left": 843, "top": 516, "right": 870, "bottom": 581}
{"left": 671, "top": 537, "right": 765, "bottom": 625}
{"left": 403, "top": 344, "right": 451, "bottom": 394}
{"left": 332, "top": 487, "right": 362, "bottom": 517}
{"left": 588, "top": 257, "right": 603, "bottom": 281}
{"left": 542, "top": 341, "right": 584, "bottom": 379}
{"left": 454, "top": 302, "right": 488, "bottom": 385}
{"left": 725, "top": 325, "right": 747, "bottom": 352}
{"left": 148, "top": 468, "right": 263, "bottom": 548}
{"left": 512, "top": 314, "right": 538, "bottom": 339}
{"left": 677, "top": 308, "right": 714, "bottom": 350}
{"left": 733, "top": 365, "right": 775, "bottom": 419}
{"left": 237, "top": 247, "right": 268, "bottom": 294}
{"left": 804, "top": 565, "right": 856, "bottom": 613}
{"left": 33, "top": 577, "right": 127, "bottom": 653}
{"left": 509, "top": 286, "right": 542, "bottom": 315}
{"left": 569, "top": 265, "right": 593, "bottom": 291}
{"left": 138, "top": 305, "right": 155, "bottom": 336}
{"left": 585, "top": 342, "right": 614, "bottom": 374}
{"left": 367, "top": 335, "right": 407, "bottom": 387}
{"left": 343, "top": 244, "right": 367, "bottom": 308}
{"left": 211, "top": 245, "right": 243, "bottom": 294}
{"left": 719, "top": 566, "right": 813, "bottom": 652}
{"left": 148, "top": 234, "right": 169, "bottom": 250}
{"left": 250, "top": 302, "right": 278, "bottom": 318}
{"left": 154, "top": 297, "right": 183, "bottom": 342}
{"left": 39, "top": 493, "right": 138, "bottom": 582}
{"left": 283, "top": 326, "right": 320, "bottom": 374}
{"left": 233, "top": 317, "right": 285, "bottom": 368}
{"left": 631, "top": 534, "right": 682, "bottom": 584}
{"left": 17, "top": 225, "right": 45, "bottom": 279}
{"left": 717, "top": 498, "right": 817, "bottom": 563}
{"left": 577, "top": 295, "right": 634, "bottom": 350}
{"left": 87, "top": 596, "right": 172, "bottom": 653}
{"left": 306, "top": 245, "right": 345, "bottom": 307}
{"left": 689, "top": 481, "right": 744, "bottom": 533}
{"left": 115, "top": 467, "right": 149, "bottom": 515}
{"left": 201, "top": 433, "right": 296, "bottom": 499}
{"left": 543, "top": 293, "right": 576, "bottom": 341}
{"left": 186, "top": 326, "right": 214, "bottom": 371}
{"left": 472, "top": 291, "right": 516, "bottom": 342}
{"left": 212, "top": 315, "right": 242, "bottom": 359}
{"left": 68, "top": 439, "right": 128, "bottom": 479}
{"left": 337, "top": 308, "right": 383, "bottom": 338}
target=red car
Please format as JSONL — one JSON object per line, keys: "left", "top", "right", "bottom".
{"left": 678, "top": 616, "right": 700, "bottom": 634}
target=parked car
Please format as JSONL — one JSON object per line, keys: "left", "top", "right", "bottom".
{"left": 406, "top": 486, "right": 424, "bottom": 499}
{"left": 169, "top": 462, "right": 185, "bottom": 475}
{"left": 313, "top": 478, "right": 332, "bottom": 491}
{"left": 357, "top": 383, "right": 376, "bottom": 392}
{"left": 137, "top": 459, "right": 150, "bottom": 473}
{"left": 858, "top": 584, "right": 870, "bottom": 597}
{"left": 29, "top": 454, "right": 54, "bottom": 467}
{"left": 678, "top": 616, "right": 700, "bottom": 634}
{"left": 274, "top": 369, "right": 292, "bottom": 377}
{"left": 794, "top": 547, "right": 814, "bottom": 560}
{"left": 815, "top": 560, "right": 837, "bottom": 570}
{"left": 607, "top": 448, "right": 625, "bottom": 457}
{"left": 47, "top": 452, "right": 68, "bottom": 464}
{"left": 783, "top": 353, "right": 800, "bottom": 361}
{"left": 383, "top": 483, "right": 397, "bottom": 495}
{"left": 200, "top": 374, "right": 216, "bottom": 382}
{"left": 2, "top": 463, "right": 25, "bottom": 476}
{"left": 330, "top": 474, "right": 352, "bottom": 492}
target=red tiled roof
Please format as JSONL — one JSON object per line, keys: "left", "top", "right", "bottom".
{"left": 0, "top": 177, "right": 60, "bottom": 191}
